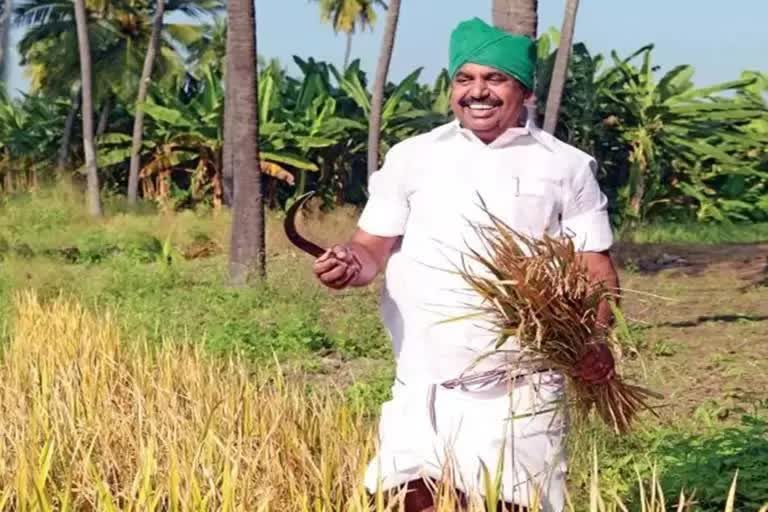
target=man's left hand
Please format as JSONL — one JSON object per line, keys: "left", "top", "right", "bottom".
{"left": 572, "top": 342, "right": 616, "bottom": 384}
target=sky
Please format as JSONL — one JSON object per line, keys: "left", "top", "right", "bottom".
{"left": 4, "top": 0, "right": 767, "bottom": 97}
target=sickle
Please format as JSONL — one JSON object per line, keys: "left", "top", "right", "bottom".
{"left": 283, "top": 191, "right": 326, "bottom": 258}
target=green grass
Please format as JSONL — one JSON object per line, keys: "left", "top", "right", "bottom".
{"left": 620, "top": 221, "right": 768, "bottom": 245}
{"left": 1, "top": 186, "right": 767, "bottom": 510}
{"left": 0, "top": 186, "right": 390, "bottom": 364}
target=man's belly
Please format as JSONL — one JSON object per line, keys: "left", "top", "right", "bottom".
{"left": 381, "top": 248, "right": 525, "bottom": 383}
{"left": 379, "top": 173, "right": 561, "bottom": 383}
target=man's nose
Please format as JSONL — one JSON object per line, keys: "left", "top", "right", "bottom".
{"left": 469, "top": 79, "right": 489, "bottom": 98}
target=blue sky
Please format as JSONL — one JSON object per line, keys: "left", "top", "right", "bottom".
{"left": 5, "top": 0, "right": 767, "bottom": 96}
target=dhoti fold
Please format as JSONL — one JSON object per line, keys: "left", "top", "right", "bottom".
{"left": 364, "top": 371, "right": 568, "bottom": 512}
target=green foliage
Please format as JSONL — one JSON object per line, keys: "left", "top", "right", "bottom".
{"left": 621, "top": 221, "right": 768, "bottom": 244}
{"left": 313, "top": 0, "right": 386, "bottom": 35}
{"left": 652, "top": 414, "right": 768, "bottom": 510}
{"left": 92, "top": 55, "right": 450, "bottom": 209}
{"left": 66, "top": 229, "right": 164, "bottom": 264}
{"left": 0, "top": 187, "right": 86, "bottom": 243}
{"left": 568, "top": 410, "right": 768, "bottom": 511}
{"left": 537, "top": 32, "right": 768, "bottom": 226}
{"left": 3, "top": 22, "right": 767, "bottom": 228}
{"left": 12, "top": 0, "right": 221, "bottom": 100}
{"left": 344, "top": 366, "right": 394, "bottom": 414}
{"left": 0, "top": 89, "right": 66, "bottom": 185}
{"left": 98, "top": 64, "right": 225, "bottom": 207}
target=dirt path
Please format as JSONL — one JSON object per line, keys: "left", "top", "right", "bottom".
{"left": 616, "top": 243, "right": 768, "bottom": 421}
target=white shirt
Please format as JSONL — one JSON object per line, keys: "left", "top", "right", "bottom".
{"left": 358, "top": 117, "right": 614, "bottom": 385}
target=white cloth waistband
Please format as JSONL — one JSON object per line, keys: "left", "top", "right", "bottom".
{"left": 395, "top": 368, "right": 563, "bottom": 400}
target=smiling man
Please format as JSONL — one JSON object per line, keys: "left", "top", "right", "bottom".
{"left": 312, "top": 17, "right": 619, "bottom": 512}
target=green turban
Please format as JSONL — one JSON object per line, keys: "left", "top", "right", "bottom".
{"left": 449, "top": 17, "right": 537, "bottom": 90}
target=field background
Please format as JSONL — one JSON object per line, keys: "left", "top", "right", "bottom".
{"left": 1, "top": 188, "right": 766, "bottom": 510}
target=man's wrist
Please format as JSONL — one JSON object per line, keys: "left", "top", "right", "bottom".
{"left": 345, "top": 243, "right": 380, "bottom": 286}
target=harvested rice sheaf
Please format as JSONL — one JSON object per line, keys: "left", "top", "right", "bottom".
{"left": 454, "top": 201, "right": 661, "bottom": 433}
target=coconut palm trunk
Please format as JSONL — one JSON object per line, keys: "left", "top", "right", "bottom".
{"left": 226, "top": 0, "right": 265, "bottom": 283}
{"left": 222, "top": 18, "right": 234, "bottom": 207}
{"left": 57, "top": 87, "right": 81, "bottom": 171}
{"left": 127, "top": 0, "right": 166, "bottom": 205}
{"left": 492, "top": 0, "right": 538, "bottom": 120}
{"left": 0, "top": 0, "right": 11, "bottom": 83}
{"left": 96, "top": 94, "right": 111, "bottom": 136}
{"left": 366, "top": 0, "right": 400, "bottom": 179}
{"left": 343, "top": 31, "right": 352, "bottom": 69}
{"left": 492, "top": 0, "right": 538, "bottom": 38}
{"left": 73, "top": 0, "right": 102, "bottom": 216}
{"left": 543, "top": 0, "right": 579, "bottom": 134}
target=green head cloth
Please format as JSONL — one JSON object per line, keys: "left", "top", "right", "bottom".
{"left": 448, "top": 17, "right": 537, "bottom": 91}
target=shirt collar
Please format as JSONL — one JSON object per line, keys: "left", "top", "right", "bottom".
{"left": 435, "top": 106, "right": 555, "bottom": 152}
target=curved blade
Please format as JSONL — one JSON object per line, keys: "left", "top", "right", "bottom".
{"left": 284, "top": 191, "right": 326, "bottom": 258}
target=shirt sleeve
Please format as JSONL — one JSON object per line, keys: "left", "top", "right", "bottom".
{"left": 560, "top": 157, "right": 614, "bottom": 252}
{"left": 357, "top": 145, "right": 410, "bottom": 237}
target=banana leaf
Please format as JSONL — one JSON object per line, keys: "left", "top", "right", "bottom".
{"left": 260, "top": 151, "right": 319, "bottom": 172}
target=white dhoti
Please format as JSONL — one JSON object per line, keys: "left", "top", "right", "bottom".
{"left": 364, "top": 372, "right": 568, "bottom": 512}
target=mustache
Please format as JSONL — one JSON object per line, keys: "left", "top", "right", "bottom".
{"left": 458, "top": 96, "right": 503, "bottom": 107}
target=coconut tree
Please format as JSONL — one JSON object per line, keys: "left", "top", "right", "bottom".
{"left": 366, "top": 0, "right": 399, "bottom": 179}
{"left": 13, "top": 0, "right": 190, "bottom": 98}
{"left": 73, "top": 0, "right": 101, "bottom": 216}
{"left": 543, "top": 0, "right": 579, "bottom": 134}
{"left": 126, "top": 0, "right": 165, "bottom": 205}
{"left": 491, "top": 0, "right": 537, "bottom": 38}
{"left": 14, "top": 0, "right": 217, "bottom": 174}
{"left": 226, "top": 0, "right": 264, "bottom": 282}
{"left": 314, "top": 0, "right": 385, "bottom": 69}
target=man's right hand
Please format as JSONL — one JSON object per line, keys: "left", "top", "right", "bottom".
{"left": 312, "top": 229, "right": 400, "bottom": 290}
{"left": 313, "top": 245, "right": 362, "bottom": 290}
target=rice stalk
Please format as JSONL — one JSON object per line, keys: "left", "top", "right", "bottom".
{"left": 0, "top": 291, "right": 749, "bottom": 510}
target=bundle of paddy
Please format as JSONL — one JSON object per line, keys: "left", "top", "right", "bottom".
{"left": 453, "top": 203, "right": 659, "bottom": 434}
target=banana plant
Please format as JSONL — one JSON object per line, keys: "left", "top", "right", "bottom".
{"left": 258, "top": 61, "right": 335, "bottom": 194}
{"left": 542, "top": 41, "right": 768, "bottom": 225}
{"left": 339, "top": 64, "right": 449, "bottom": 153}
{"left": 96, "top": 65, "right": 224, "bottom": 207}
{"left": 97, "top": 64, "right": 319, "bottom": 208}
{"left": 0, "top": 91, "right": 66, "bottom": 190}
{"left": 606, "top": 47, "right": 767, "bottom": 222}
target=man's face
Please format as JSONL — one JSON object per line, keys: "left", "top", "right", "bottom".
{"left": 450, "top": 63, "right": 531, "bottom": 143}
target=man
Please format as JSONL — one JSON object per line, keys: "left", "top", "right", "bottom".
{"left": 312, "top": 17, "right": 618, "bottom": 512}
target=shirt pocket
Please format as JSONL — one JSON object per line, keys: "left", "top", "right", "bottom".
{"left": 502, "top": 176, "right": 561, "bottom": 238}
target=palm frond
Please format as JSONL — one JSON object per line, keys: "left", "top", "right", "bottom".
{"left": 12, "top": 0, "right": 72, "bottom": 27}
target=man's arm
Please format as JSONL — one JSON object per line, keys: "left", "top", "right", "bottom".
{"left": 314, "top": 142, "right": 409, "bottom": 290}
{"left": 312, "top": 229, "right": 399, "bottom": 289}
{"left": 558, "top": 156, "right": 619, "bottom": 383}
{"left": 572, "top": 249, "right": 620, "bottom": 384}
{"left": 577, "top": 250, "right": 621, "bottom": 330}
